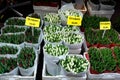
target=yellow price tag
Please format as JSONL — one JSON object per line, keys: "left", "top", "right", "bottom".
{"left": 25, "top": 17, "right": 40, "bottom": 27}
{"left": 67, "top": 16, "right": 82, "bottom": 26}
{"left": 100, "top": 21, "right": 111, "bottom": 30}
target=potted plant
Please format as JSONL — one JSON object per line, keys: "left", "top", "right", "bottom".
{"left": 5, "top": 17, "right": 25, "bottom": 26}
{"left": 0, "top": 43, "right": 20, "bottom": 58}
{"left": 58, "top": 9, "right": 83, "bottom": 26}
{"left": 82, "top": 15, "right": 109, "bottom": 30}
{"left": 44, "top": 13, "right": 61, "bottom": 25}
{"left": 0, "top": 57, "right": 18, "bottom": 75}
{"left": 1, "top": 25, "right": 27, "bottom": 35}
{"left": 100, "top": 0, "right": 116, "bottom": 10}
{"left": 24, "top": 27, "right": 42, "bottom": 49}
{"left": 59, "top": 54, "right": 89, "bottom": 76}
{"left": 63, "top": 32, "right": 84, "bottom": 49}
{"left": 44, "top": 32, "right": 63, "bottom": 44}
{"left": 0, "top": 33, "right": 25, "bottom": 44}
{"left": 113, "top": 46, "right": 120, "bottom": 71}
{"left": 88, "top": 47, "right": 116, "bottom": 74}
{"left": 43, "top": 24, "right": 63, "bottom": 35}
{"left": 89, "top": 0, "right": 100, "bottom": 10}
{"left": 17, "top": 47, "right": 36, "bottom": 76}
{"left": 44, "top": 43, "right": 69, "bottom": 62}
{"left": 63, "top": 25, "right": 80, "bottom": 33}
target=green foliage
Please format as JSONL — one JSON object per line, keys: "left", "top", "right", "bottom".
{"left": 60, "top": 55, "right": 89, "bottom": 73}
{"left": 82, "top": 15, "right": 109, "bottom": 29}
{"left": 17, "top": 47, "right": 35, "bottom": 69}
{"left": 85, "top": 28, "right": 120, "bottom": 45}
{"left": 0, "top": 34, "right": 25, "bottom": 44}
{"left": 2, "top": 25, "right": 26, "bottom": 34}
{"left": 88, "top": 47, "right": 116, "bottom": 73}
{"left": 114, "top": 46, "right": 120, "bottom": 67}
{"left": 25, "top": 27, "right": 40, "bottom": 43}
{"left": 6, "top": 18, "right": 25, "bottom": 25}
{"left": 0, "top": 58, "right": 17, "bottom": 74}
{"left": 0, "top": 46, "right": 18, "bottom": 55}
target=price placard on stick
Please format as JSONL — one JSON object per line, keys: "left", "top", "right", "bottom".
{"left": 67, "top": 16, "right": 82, "bottom": 26}
{"left": 25, "top": 17, "right": 40, "bottom": 27}
{"left": 100, "top": 21, "right": 111, "bottom": 30}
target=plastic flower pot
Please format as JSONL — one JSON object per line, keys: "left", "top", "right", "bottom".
{"left": 100, "top": 0, "right": 116, "bottom": 10}
{"left": 43, "top": 43, "right": 69, "bottom": 63}
{"left": 59, "top": 54, "right": 89, "bottom": 77}
{"left": 18, "top": 46, "right": 38, "bottom": 76}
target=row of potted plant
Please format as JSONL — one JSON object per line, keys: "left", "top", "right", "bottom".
{"left": 43, "top": 24, "right": 84, "bottom": 49}
{"left": 85, "top": 27, "right": 120, "bottom": 48}
{"left": 85, "top": 46, "right": 120, "bottom": 74}
{"left": 0, "top": 27, "right": 42, "bottom": 48}
{"left": 0, "top": 46, "right": 37, "bottom": 76}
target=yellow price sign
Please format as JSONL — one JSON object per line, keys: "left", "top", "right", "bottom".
{"left": 100, "top": 21, "right": 111, "bottom": 30}
{"left": 67, "top": 16, "right": 82, "bottom": 26}
{"left": 25, "top": 17, "right": 40, "bottom": 27}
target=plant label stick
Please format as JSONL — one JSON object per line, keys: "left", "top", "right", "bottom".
{"left": 100, "top": 21, "right": 111, "bottom": 38}
{"left": 102, "top": 30, "right": 106, "bottom": 38}
{"left": 25, "top": 17, "right": 40, "bottom": 36}
{"left": 67, "top": 16, "right": 82, "bottom": 26}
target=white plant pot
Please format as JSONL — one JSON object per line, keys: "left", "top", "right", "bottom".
{"left": 18, "top": 46, "right": 38, "bottom": 76}
{"left": 60, "top": 54, "right": 89, "bottom": 77}
{"left": 100, "top": 1, "right": 116, "bottom": 10}
{"left": 45, "top": 60, "right": 61, "bottom": 76}
{"left": 24, "top": 28, "right": 43, "bottom": 49}
{"left": 43, "top": 46, "right": 68, "bottom": 63}
{"left": 19, "top": 66, "right": 35, "bottom": 76}
{"left": 63, "top": 33, "right": 84, "bottom": 49}
{"left": 0, "top": 67, "right": 19, "bottom": 76}
{"left": 89, "top": 0, "right": 100, "bottom": 10}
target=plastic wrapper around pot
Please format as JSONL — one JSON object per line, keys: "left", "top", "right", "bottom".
{"left": 59, "top": 54, "right": 89, "bottom": 77}
{"left": 0, "top": 67, "right": 19, "bottom": 76}
{"left": 45, "top": 60, "right": 61, "bottom": 76}
{"left": 18, "top": 46, "right": 38, "bottom": 76}
{"left": 58, "top": 3, "right": 83, "bottom": 26}
{"left": 43, "top": 46, "right": 69, "bottom": 63}
{"left": 43, "top": 44, "right": 69, "bottom": 63}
